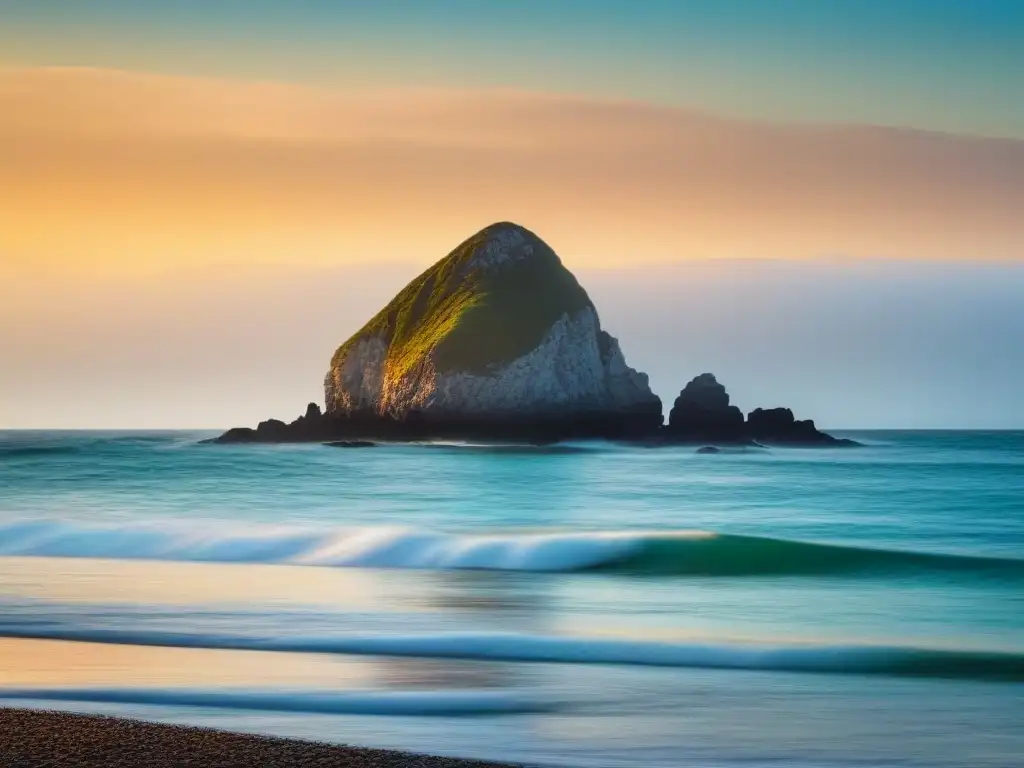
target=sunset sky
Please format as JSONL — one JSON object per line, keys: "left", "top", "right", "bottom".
{"left": 2, "top": 1, "right": 1022, "bottom": 428}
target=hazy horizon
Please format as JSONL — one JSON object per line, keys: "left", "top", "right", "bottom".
{"left": 3, "top": 256, "right": 1022, "bottom": 431}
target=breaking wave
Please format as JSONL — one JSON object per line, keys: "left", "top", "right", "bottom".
{"left": 0, "top": 687, "right": 552, "bottom": 716}
{"left": 0, "top": 445, "right": 82, "bottom": 459}
{"left": 0, "top": 518, "right": 1021, "bottom": 578}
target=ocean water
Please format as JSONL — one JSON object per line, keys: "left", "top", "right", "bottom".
{"left": 0, "top": 430, "right": 1022, "bottom": 767}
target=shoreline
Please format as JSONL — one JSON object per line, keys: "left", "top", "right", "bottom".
{"left": 0, "top": 708, "right": 523, "bottom": 768}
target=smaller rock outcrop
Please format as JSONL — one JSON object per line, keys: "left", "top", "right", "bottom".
{"left": 746, "top": 407, "right": 852, "bottom": 445}
{"left": 662, "top": 374, "right": 855, "bottom": 446}
{"left": 666, "top": 373, "right": 745, "bottom": 442}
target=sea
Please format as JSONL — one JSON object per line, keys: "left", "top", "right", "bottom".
{"left": 0, "top": 430, "right": 1022, "bottom": 768}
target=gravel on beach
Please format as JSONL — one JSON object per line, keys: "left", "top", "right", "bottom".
{"left": 0, "top": 708, "right": 524, "bottom": 768}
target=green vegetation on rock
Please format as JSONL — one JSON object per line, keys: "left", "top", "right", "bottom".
{"left": 329, "top": 222, "right": 594, "bottom": 382}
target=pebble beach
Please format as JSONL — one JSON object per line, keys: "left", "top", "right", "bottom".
{"left": 0, "top": 709, "right": 521, "bottom": 768}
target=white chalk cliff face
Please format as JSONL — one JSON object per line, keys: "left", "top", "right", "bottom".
{"left": 324, "top": 222, "right": 660, "bottom": 421}
{"left": 326, "top": 308, "right": 656, "bottom": 418}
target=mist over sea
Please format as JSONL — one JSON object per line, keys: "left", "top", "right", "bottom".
{"left": 1, "top": 430, "right": 1022, "bottom": 767}
{"left": 5, "top": 259, "right": 1024, "bottom": 431}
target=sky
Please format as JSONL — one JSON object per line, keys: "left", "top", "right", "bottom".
{"left": 1, "top": 0, "right": 1022, "bottom": 428}
{"left": 3, "top": 1, "right": 1023, "bottom": 136}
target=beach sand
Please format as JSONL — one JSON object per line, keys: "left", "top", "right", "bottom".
{"left": 0, "top": 708, "right": 522, "bottom": 768}
{"left": 0, "top": 636, "right": 376, "bottom": 689}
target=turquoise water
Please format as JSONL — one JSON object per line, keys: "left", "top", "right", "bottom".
{"left": 1, "top": 431, "right": 1022, "bottom": 766}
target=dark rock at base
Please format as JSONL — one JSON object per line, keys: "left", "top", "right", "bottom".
{"left": 211, "top": 375, "right": 857, "bottom": 448}
{"left": 746, "top": 407, "right": 856, "bottom": 446}
{"left": 213, "top": 402, "right": 663, "bottom": 445}
{"left": 696, "top": 446, "right": 722, "bottom": 454}
{"left": 214, "top": 427, "right": 256, "bottom": 443}
{"left": 658, "top": 374, "right": 857, "bottom": 448}
{"left": 747, "top": 406, "right": 795, "bottom": 432}
{"left": 256, "top": 419, "right": 288, "bottom": 440}
{"left": 325, "top": 440, "right": 377, "bottom": 448}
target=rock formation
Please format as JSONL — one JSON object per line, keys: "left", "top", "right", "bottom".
{"left": 664, "top": 374, "right": 855, "bottom": 446}
{"left": 212, "top": 221, "right": 855, "bottom": 447}
{"left": 666, "top": 373, "right": 745, "bottom": 441}
{"left": 217, "top": 222, "right": 662, "bottom": 442}
{"left": 746, "top": 407, "right": 846, "bottom": 444}
{"left": 323, "top": 222, "right": 661, "bottom": 426}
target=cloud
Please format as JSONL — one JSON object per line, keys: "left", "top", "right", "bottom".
{"left": 1, "top": 65, "right": 1022, "bottom": 276}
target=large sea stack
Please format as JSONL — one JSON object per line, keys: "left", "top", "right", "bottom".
{"left": 215, "top": 222, "right": 856, "bottom": 447}
{"left": 219, "top": 222, "right": 663, "bottom": 442}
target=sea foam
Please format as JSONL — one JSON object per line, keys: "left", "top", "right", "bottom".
{"left": 0, "top": 687, "right": 553, "bottom": 716}
{"left": 1, "top": 518, "right": 1020, "bottom": 578}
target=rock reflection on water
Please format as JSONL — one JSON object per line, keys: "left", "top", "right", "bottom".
{"left": 424, "top": 570, "right": 552, "bottom": 631}
{"left": 371, "top": 658, "right": 516, "bottom": 690}
{"left": 369, "top": 569, "right": 552, "bottom": 692}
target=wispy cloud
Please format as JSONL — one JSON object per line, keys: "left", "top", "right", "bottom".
{"left": 2, "top": 65, "right": 1022, "bottom": 276}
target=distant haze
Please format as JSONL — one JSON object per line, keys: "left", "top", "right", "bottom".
{"left": 2, "top": 260, "right": 1022, "bottom": 430}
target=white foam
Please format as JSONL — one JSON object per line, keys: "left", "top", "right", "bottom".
{"left": 298, "top": 528, "right": 659, "bottom": 571}
{"left": 0, "top": 686, "right": 551, "bottom": 715}
{"left": 0, "top": 518, "right": 708, "bottom": 572}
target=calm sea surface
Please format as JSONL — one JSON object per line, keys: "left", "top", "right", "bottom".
{"left": 1, "top": 430, "right": 1022, "bottom": 767}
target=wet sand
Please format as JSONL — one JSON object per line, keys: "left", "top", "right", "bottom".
{"left": 0, "top": 708, "right": 522, "bottom": 768}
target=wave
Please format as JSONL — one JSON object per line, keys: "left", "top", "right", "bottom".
{"left": 0, "top": 445, "right": 81, "bottom": 459}
{"left": 0, "top": 687, "right": 551, "bottom": 716}
{"left": 1, "top": 623, "right": 1020, "bottom": 683}
{"left": 601, "top": 533, "right": 1024, "bottom": 577}
{"left": 0, "top": 435, "right": 183, "bottom": 458}
{"left": 1, "top": 518, "right": 1021, "bottom": 579}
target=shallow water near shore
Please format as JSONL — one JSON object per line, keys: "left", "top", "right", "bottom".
{"left": 1, "top": 430, "right": 1022, "bottom": 767}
